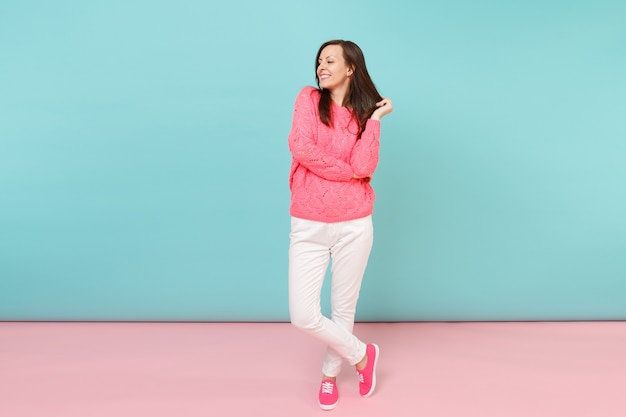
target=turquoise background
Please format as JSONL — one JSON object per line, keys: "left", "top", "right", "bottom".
{"left": 1, "top": 0, "right": 625, "bottom": 321}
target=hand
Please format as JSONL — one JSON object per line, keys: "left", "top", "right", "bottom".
{"left": 353, "top": 173, "right": 373, "bottom": 183}
{"left": 370, "top": 97, "right": 393, "bottom": 120}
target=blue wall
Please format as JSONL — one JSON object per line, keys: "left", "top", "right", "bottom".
{"left": 1, "top": 0, "right": 625, "bottom": 321}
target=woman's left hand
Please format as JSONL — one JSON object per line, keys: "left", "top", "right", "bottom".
{"left": 371, "top": 97, "right": 393, "bottom": 120}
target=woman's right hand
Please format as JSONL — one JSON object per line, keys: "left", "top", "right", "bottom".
{"left": 353, "top": 173, "right": 373, "bottom": 183}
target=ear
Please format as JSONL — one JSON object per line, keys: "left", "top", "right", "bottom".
{"left": 347, "top": 66, "right": 355, "bottom": 76}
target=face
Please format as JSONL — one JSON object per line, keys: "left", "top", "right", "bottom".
{"left": 317, "top": 44, "right": 353, "bottom": 92}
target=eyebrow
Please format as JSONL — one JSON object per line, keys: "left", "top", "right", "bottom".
{"left": 318, "top": 55, "right": 336, "bottom": 61}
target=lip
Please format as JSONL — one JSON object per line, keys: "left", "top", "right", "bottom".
{"left": 318, "top": 73, "right": 330, "bottom": 79}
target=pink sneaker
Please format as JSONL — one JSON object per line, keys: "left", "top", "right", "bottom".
{"left": 356, "top": 343, "right": 379, "bottom": 397}
{"left": 318, "top": 379, "right": 339, "bottom": 410}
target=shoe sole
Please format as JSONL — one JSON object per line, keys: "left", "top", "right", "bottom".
{"left": 362, "top": 343, "right": 379, "bottom": 398}
{"left": 319, "top": 399, "right": 339, "bottom": 411}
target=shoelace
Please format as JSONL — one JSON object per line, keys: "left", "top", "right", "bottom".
{"left": 358, "top": 372, "right": 365, "bottom": 384}
{"left": 321, "top": 381, "right": 334, "bottom": 394}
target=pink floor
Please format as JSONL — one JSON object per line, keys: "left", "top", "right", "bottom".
{"left": 1, "top": 321, "right": 625, "bottom": 417}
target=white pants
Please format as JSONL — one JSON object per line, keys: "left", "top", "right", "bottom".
{"left": 288, "top": 215, "right": 373, "bottom": 377}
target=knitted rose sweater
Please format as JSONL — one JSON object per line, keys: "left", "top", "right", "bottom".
{"left": 288, "top": 86, "right": 381, "bottom": 223}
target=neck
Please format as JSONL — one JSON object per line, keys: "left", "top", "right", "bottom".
{"left": 329, "top": 85, "right": 349, "bottom": 107}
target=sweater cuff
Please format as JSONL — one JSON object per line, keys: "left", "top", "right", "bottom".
{"left": 365, "top": 118, "right": 381, "bottom": 130}
{"left": 364, "top": 119, "right": 381, "bottom": 140}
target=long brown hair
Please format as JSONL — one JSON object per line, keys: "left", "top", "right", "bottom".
{"left": 315, "top": 40, "right": 383, "bottom": 138}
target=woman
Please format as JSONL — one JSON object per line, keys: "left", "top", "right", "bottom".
{"left": 288, "top": 39, "right": 393, "bottom": 410}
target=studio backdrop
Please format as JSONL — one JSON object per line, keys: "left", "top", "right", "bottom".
{"left": 1, "top": 0, "right": 625, "bottom": 321}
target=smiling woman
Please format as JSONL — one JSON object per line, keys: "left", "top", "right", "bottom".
{"left": 287, "top": 39, "right": 392, "bottom": 410}
{"left": 315, "top": 40, "right": 388, "bottom": 140}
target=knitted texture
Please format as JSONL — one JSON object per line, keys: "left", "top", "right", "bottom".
{"left": 288, "top": 86, "right": 380, "bottom": 223}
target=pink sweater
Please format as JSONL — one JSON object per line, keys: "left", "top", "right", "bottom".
{"left": 288, "top": 86, "right": 381, "bottom": 223}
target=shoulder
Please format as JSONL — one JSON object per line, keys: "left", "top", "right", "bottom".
{"left": 295, "top": 86, "right": 320, "bottom": 105}
{"left": 299, "top": 85, "right": 319, "bottom": 96}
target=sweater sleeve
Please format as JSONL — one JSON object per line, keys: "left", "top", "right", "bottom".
{"left": 288, "top": 88, "right": 354, "bottom": 182}
{"left": 350, "top": 119, "right": 380, "bottom": 178}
